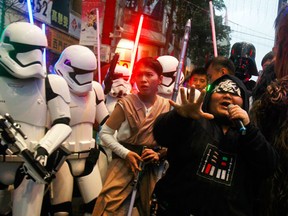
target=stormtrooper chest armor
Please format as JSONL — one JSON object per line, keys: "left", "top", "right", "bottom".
{"left": 69, "top": 90, "right": 96, "bottom": 126}
{"left": 62, "top": 90, "right": 96, "bottom": 152}
{"left": 0, "top": 76, "right": 47, "bottom": 127}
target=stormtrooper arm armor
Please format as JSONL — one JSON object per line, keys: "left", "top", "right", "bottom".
{"left": 38, "top": 124, "right": 71, "bottom": 155}
{"left": 99, "top": 123, "right": 129, "bottom": 159}
{"left": 93, "top": 81, "right": 109, "bottom": 125}
{"left": 38, "top": 74, "right": 72, "bottom": 155}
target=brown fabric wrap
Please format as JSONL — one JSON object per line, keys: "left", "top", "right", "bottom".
{"left": 92, "top": 94, "right": 170, "bottom": 216}
{"left": 92, "top": 158, "right": 159, "bottom": 216}
{"left": 119, "top": 94, "right": 170, "bottom": 148}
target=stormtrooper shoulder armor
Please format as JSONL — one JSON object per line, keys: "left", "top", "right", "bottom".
{"left": 47, "top": 74, "right": 70, "bottom": 103}
{"left": 92, "top": 81, "right": 106, "bottom": 103}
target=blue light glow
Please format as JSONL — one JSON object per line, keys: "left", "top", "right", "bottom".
{"left": 27, "top": 0, "right": 34, "bottom": 24}
{"left": 42, "top": 24, "right": 47, "bottom": 75}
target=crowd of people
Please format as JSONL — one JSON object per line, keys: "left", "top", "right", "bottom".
{"left": 0, "top": 4, "right": 287, "bottom": 216}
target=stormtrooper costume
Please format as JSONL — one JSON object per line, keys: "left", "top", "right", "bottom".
{"left": 104, "top": 65, "right": 132, "bottom": 114}
{"left": 101, "top": 65, "right": 131, "bottom": 163}
{"left": 157, "top": 55, "right": 188, "bottom": 102}
{"left": 52, "top": 45, "right": 109, "bottom": 216}
{"left": 0, "top": 22, "right": 72, "bottom": 216}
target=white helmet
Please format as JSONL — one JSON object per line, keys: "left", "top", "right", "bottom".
{"left": 0, "top": 22, "right": 48, "bottom": 79}
{"left": 54, "top": 45, "right": 96, "bottom": 96}
{"left": 157, "top": 55, "right": 183, "bottom": 95}
{"left": 109, "top": 65, "right": 131, "bottom": 98}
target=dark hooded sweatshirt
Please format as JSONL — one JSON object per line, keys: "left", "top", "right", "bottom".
{"left": 153, "top": 75, "right": 277, "bottom": 216}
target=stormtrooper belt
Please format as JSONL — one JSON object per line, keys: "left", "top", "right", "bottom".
{"left": 67, "top": 151, "right": 90, "bottom": 159}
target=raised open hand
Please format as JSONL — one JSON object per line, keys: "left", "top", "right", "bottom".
{"left": 169, "top": 86, "right": 214, "bottom": 120}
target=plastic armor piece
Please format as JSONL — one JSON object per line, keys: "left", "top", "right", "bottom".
{"left": 61, "top": 81, "right": 107, "bottom": 152}
{"left": 105, "top": 65, "right": 132, "bottom": 114}
{"left": 156, "top": 55, "right": 186, "bottom": 105}
{"left": 46, "top": 74, "right": 71, "bottom": 123}
{"left": 156, "top": 56, "right": 200, "bottom": 105}
{"left": 0, "top": 22, "right": 48, "bottom": 79}
{"left": 157, "top": 55, "right": 184, "bottom": 96}
{"left": 54, "top": 45, "right": 97, "bottom": 96}
{"left": 51, "top": 45, "right": 110, "bottom": 215}
{"left": 47, "top": 74, "right": 71, "bottom": 103}
{"left": 0, "top": 22, "right": 71, "bottom": 216}
{"left": 109, "top": 65, "right": 131, "bottom": 98}
{"left": 42, "top": 74, "right": 71, "bottom": 154}
{"left": 39, "top": 123, "right": 72, "bottom": 155}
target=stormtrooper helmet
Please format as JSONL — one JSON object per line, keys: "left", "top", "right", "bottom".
{"left": 157, "top": 55, "right": 183, "bottom": 95}
{"left": 0, "top": 22, "right": 48, "bottom": 79}
{"left": 109, "top": 65, "right": 131, "bottom": 98}
{"left": 54, "top": 45, "right": 96, "bottom": 96}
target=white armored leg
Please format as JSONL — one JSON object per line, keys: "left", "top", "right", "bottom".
{"left": 77, "top": 163, "right": 102, "bottom": 204}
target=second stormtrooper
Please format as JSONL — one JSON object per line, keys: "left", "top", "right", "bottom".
{"left": 103, "top": 64, "right": 132, "bottom": 114}
{"left": 157, "top": 55, "right": 200, "bottom": 102}
{"left": 51, "top": 45, "right": 110, "bottom": 215}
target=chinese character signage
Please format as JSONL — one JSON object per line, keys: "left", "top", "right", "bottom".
{"left": 46, "top": 26, "right": 78, "bottom": 53}
{"left": 13, "top": 0, "right": 70, "bottom": 31}
{"left": 51, "top": 0, "right": 70, "bottom": 31}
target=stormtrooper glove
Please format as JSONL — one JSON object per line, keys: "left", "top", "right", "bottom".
{"left": 34, "top": 146, "right": 48, "bottom": 166}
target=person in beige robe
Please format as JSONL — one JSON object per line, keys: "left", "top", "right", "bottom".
{"left": 92, "top": 57, "right": 171, "bottom": 216}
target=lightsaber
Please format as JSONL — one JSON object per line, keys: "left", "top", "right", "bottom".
{"left": 209, "top": 1, "right": 218, "bottom": 57}
{"left": 127, "top": 146, "right": 146, "bottom": 216}
{"left": 127, "top": 160, "right": 143, "bottom": 216}
{"left": 42, "top": 23, "right": 47, "bottom": 76}
{"left": 27, "top": 0, "right": 34, "bottom": 24}
{"left": 96, "top": 8, "right": 102, "bottom": 83}
{"left": 171, "top": 19, "right": 191, "bottom": 103}
{"left": 129, "top": 14, "right": 144, "bottom": 78}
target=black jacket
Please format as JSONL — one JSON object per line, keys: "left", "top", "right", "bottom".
{"left": 153, "top": 75, "right": 277, "bottom": 216}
